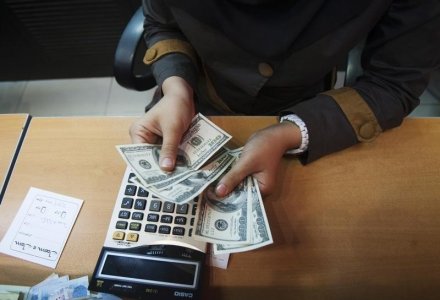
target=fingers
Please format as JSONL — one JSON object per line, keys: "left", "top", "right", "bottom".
{"left": 159, "top": 129, "right": 183, "bottom": 171}
{"left": 216, "top": 150, "right": 261, "bottom": 197}
{"left": 215, "top": 127, "right": 285, "bottom": 197}
{"left": 252, "top": 173, "right": 276, "bottom": 197}
{"left": 128, "top": 116, "right": 184, "bottom": 171}
{"left": 129, "top": 118, "right": 159, "bottom": 144}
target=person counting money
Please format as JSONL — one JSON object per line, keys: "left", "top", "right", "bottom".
{"left": 129, "top": 0, "right": 440, "bottom": 197}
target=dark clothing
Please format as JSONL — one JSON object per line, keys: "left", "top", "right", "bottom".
{"left": 142, "top": 0, "right": 440, "bottom": 163}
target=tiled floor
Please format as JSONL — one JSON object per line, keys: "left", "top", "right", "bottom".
{"left": 0, "top": 75, "right": 439, "bottom": 117}
{"left": 0, "top": 77, "right": 156, "bottom": 117}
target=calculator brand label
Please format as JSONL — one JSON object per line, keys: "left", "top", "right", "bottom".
{"left": 174, "top": 291, "right": 194, "bottom": 298}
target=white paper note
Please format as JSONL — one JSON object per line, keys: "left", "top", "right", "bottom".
{"left": 0, "top": 187, "right": 83, "bottom": 268}
{"left": 206, "top": 245, "right": 230, "bottom": 269}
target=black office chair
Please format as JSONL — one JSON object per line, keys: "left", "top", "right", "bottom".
{"left": 114, "top": 7, "right": 156, "bottom": 91}
{"left": 427, "top": 69, "right": 440, "bottom": 101}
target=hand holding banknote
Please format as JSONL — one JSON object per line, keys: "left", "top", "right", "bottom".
{"left": 123, "top": 112, "right": 273, "bottom": 254}
{"left": 129, "top": 76, "right": 196, "bottom": 171}
{"left": 216, "top": 122, "right": 301, "bottom": 197}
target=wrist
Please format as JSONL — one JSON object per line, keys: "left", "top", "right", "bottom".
{"left": 162, "top": 76, "right": 194, "bottom": 103}
{"left": 279, "top": 114, "right": 309, "bottom": 154}
{"left": 276, "top": 122, "right": 302, "bottom": 152}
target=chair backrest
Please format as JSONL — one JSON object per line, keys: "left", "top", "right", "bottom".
{"left": 427, "top": 68, "right": 440, "bottom": 100}
{"left": 344, "top": 39, "right": 366, "bottom": 87}
{"left": 113, "top": 7, "right": 156, "bottom": 91}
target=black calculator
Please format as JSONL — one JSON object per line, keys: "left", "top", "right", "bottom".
{"left": 90, "top": 167, "right": 207, "bottom": 300}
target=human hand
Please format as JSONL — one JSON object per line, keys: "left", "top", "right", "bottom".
{"left": 129, "top": 76, "right": 195, "bottom": 171}
{"left": 215, "top": 122, "right": 302, "bottom": 197}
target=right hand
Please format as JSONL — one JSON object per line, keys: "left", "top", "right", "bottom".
{"left": 129, "top": 76, "right": 195, "bottom": 172}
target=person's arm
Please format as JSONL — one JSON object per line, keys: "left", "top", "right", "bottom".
{"left": 129, "top": 1, "right": 200, "bottom": 171}
{"left": 290, "top": 0, "right": 440, "bottom": 164}
{"left": 142, "top": 0, "right": 199, "bottom": 91}
{"left": 217, "top": 1, "right": 440, "bottom": 197}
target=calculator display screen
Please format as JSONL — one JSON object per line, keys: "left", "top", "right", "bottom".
{"left": 98, "top": 251, "right": 199, "bottom": 288}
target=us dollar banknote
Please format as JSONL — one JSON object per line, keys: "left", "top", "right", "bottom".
{"left": 180, "top": 114, "right": 232, "bottom": 170}
{"left": 116, "top": 113, "right": 231, "bottom": 188}
{"left": 134, "top": 151, "right": 236, "bottom": 204}
{"left": 194, "top": 171, "right": 252, "bottom": 245}
{"left": 213, "top": 176, "right": 273, "bottom": 254}
{"left": 116, "top": 143, "right": 194, "bottom": 188}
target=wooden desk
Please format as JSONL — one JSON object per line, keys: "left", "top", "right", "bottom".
{"left": 0, "top": 114, "right": 30, "bottom": 202}
{"left": 1, "top": 116, "right": 440, "bottom": 299}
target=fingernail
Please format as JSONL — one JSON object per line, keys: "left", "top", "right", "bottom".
{"left": 216, "top": 183, "right": 228, "bottom": 196}
{"left": 160, "top": 158, "right": 173, "bottom": 169}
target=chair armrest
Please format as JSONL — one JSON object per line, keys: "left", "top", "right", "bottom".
{"left": 114, "top": 6, "right": 156, "bottom": 91}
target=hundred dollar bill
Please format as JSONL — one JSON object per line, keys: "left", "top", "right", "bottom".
{"left": 227, "top": 147, "right": 243, "bottom": 158}
{"left": 151, "top": 147, "right": 229, "bottom": 191}
{"left": 194, "top": 174, "right": 251, "bottom": 245}
{"left": 214, "top": 176, "right": 273, "bottom": 254}
{"left": 116, "top": 144, "right": 194, "bottom": 187}
{"left": 145, "top": 152, "right": 236, "bottom": 204}
{"left": 127, "top": 147, "right": 229, "bottom": 189}
{"left": 180, "top": 113, "right": 232, "bottom": 170}
{"left": 116, "top": 113, "right": 231, "bottom": 187}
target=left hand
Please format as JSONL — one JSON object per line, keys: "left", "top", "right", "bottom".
{"left": 215, "top": 122, "right": 302, "bottom": 197}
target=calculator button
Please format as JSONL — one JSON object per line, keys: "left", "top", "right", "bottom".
{"left": 126, "top": 233, "right": 139, "bottom": 242}
{"left": 176, "top": 204, "right": 189, "bottom": 214}
{"left": 115, "top": 221, "right": 128, "bottom": 230}
{"left": 160, "top": 215, "right": 173, "bottom": 223}
{"left": 145, "top": 224, "right": 157, "bottom": 233}
{"left": 174, "top": 216, "right": 187, "bottom": 225}
{"left": 121, "top": 198, "right": 133, "bottom": 209}
{"left": 125, "top": 185, "right": 137, "bottom": 196}
{"left": 192, "top": 204, "right": 198, "bottom": 215}
{"left": 129, "top": 222, "right": 142, "bottom": 231}
{"left": 118, "top": 210, "right": 131, "bottom": 219}
{"left": 149, "top": 200, "right": 162, "bottom": 212}
{"left": 134, "top": 199, "right": 147, "bottom": 210}
{"left": 128, "top": 173, "right": 136, "bottom": 182}
{"left": 190, "top": 218, "right": 195, "bottom": 226}
{"left": 112, "top": 231, "right": 125, "bottom": 240}
{"left": 137, "top": 187, "right": 149, "bottom": 197}
{"left": 189, "top": 228, "right": 193, "bottom": 237}
{"left": 159, "top": 225, "right": 171, "bottom": 234}
{"left": 172, "top": 227, "right": 185, "bottom": 236}
{"left": 132, "top": 212, "right": 144, "bottom": 220}
{"left": 147, "top": 213, "right": 159, "bottom": 222}
{"left": 163, "top": 202, "right": 175, "bottom": 213}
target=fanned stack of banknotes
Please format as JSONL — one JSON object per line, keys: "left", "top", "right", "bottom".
{"left": 0, "top": 273, "right": 101, "bottom": 300}
{"left": 0, "top": 273, "right": 123, "bottom": 300}
{"left": 116, "top": 114, "right": 273, "bottom": 254}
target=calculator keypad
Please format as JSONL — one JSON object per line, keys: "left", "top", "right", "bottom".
{"left": 112, "top": 172, "right": 199, "bottom": 244}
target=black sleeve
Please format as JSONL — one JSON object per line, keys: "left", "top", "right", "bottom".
{"left": 142, "top": 0, "right": 198, "bottom": 89}
{"left": 292, "top": 0, "right": 440, "bottom": 164}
